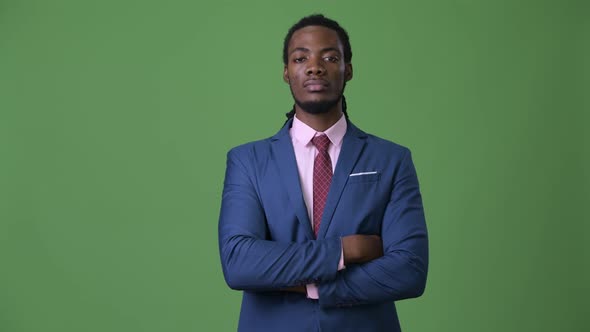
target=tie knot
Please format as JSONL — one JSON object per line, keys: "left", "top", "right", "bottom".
{"left": 312, "top": 134, "right": 331, "bottom": 152}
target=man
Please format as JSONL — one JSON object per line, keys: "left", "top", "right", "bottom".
{"left": 218, "top": 14, "right": 428, "bottom": 332}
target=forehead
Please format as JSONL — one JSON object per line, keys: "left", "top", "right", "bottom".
{"left": 288, "top": 25, "right": 343, "bottom": 52}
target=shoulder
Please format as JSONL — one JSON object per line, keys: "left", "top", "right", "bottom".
{"left": 349, "top": 122, "right": 411, "bottom": 158}
{"left": 350, "top": 124, "right": 419, "bottom": 178}
{"left": 226, "top": 137, "right": 273, "bottom": 161}
{"left": 226, "top": 120, "right": 291, "bottom": 160}
{"left": 367, "top": 133, "right": 410, "bottom": 154}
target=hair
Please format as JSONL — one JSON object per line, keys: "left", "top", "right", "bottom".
{"left": 283, "top": 14, "right": 352, "bottom": 123}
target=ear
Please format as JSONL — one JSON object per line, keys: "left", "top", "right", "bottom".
{"left": 345, "top": 63, "right": 353, "bottom": 82}
{"left": 283, "top": 65, "right": 290, "bottom": 84}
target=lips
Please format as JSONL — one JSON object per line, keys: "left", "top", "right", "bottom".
{"left": 304, "top": 79, "right": 328, "bottom": 92}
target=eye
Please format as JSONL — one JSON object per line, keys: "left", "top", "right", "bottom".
{"left": 324, "top": 56, "right": 339, "bottom": 63}
{"left": 293, "top": 57, "right": 306, "bottom": 63}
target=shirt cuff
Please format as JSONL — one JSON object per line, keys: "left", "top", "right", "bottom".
{"left": 306, "top": 284, "right": 319, "bottom": 299}
{"left": 338, "top": 238, "right": 346, "bottom": 271}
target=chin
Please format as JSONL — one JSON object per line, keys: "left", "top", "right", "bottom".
{"left": 295, "top": 96, "right": 341, "bottom": 115}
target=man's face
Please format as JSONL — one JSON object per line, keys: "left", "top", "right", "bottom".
{"left": 284, "top": 25, "right": 353, "bottom": 114}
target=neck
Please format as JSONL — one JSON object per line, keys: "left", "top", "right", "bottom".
{"left": 294, "top": 101, "right": 343, "bottom": 132}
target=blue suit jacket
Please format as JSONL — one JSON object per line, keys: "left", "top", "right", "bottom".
{"left": 218, "top": 119, "right": 428, "bottom": 332}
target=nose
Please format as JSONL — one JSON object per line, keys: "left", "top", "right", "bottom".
{"left": 305, "top": 57, "right": 325, "bottom": 76}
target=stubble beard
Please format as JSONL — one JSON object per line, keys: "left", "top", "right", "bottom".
{"left": 290, "top": 83, "right": 346, "bottom": 115}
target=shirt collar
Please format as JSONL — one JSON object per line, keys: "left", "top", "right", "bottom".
{"left": 291, "top": 113, "right": 347, "bottom": 147}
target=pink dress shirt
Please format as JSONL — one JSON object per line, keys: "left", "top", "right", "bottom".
{"left": 289, "top": 114, "right": 347, "bottom": 299}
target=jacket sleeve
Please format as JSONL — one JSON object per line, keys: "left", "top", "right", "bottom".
{"left": 218, "top": 147, "right": 342, "bottom": 291}
{"left": 318, "top": 149, "right": 429, "bottom": 307}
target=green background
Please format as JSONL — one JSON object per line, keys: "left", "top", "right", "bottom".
{"left": 1, "top": 0, "right": 588, "bottom": 331}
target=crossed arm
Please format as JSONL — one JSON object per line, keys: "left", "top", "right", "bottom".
{"left": 218, "top": 148, "right": 428, "bottom": 308}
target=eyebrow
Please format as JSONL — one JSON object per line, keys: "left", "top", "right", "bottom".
{"left": 289, "top": 47, "right": 342, "bottom": 55}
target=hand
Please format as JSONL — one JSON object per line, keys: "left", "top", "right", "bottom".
{"left": 342, "top": 235, "right": 383, "bottom": 265}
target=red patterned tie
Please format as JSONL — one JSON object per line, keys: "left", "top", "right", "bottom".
{"left": 312, "top": 134, "right": 332, "bottom": 238}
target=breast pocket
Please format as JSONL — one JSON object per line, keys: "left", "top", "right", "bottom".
{"left": 347, "top": 171, "right": 380, "bottom": 183}
{"left": 332, "top": 171, "right": 386, "bottom": 235}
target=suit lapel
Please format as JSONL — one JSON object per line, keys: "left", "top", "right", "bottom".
{"left": 270, "top": 120, "right": 314, "bottom": 240}
{"left": 317, "top": 122, "right": 368, "bottom": 239}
